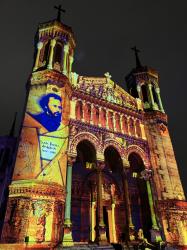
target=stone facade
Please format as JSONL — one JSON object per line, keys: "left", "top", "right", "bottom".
{"left": 0, "top": 12, "right": 186, "bottom": 250}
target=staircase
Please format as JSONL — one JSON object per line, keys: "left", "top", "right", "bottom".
{"left": 56, "top": 243, "right": 115, "bottom": 250}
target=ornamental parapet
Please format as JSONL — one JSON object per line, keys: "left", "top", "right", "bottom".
{"left": 72, "top": 90, "right": 142, "bottom": 119}
{"left": 9, "top": 180, "right": 66, "bottom": 202}
{"left": 144, "top": 111, "right": 168, "bottom": 125}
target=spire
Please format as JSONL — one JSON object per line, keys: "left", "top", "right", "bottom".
{"left": 9, "top": 112, "right": 17, "bottom": 137}
{"left": 54, "top": 4, "right": 66, "bottom": 22}
{"left": 131, "top": 46, "right": 142, "bottom": 68}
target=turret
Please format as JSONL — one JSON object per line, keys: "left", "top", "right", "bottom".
{"left": 126, "top": 46, "right": 164, "bottom": 113}
{"left": 33, "top": 5, "right": 76, "bottom": 79}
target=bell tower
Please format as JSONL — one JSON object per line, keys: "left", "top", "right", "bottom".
{"left": 1, "top": 6, "right": 76, "bottom": 247}
{"left": 126, "top": 47, "right": 187, "bottom": 246}
{"left": 33, "top": 5, "right": 75, "bottom": 77}
{"left": 126, "top": 46, "right": 164, "bottom": 113}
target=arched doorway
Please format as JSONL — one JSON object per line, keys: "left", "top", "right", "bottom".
{"left": 104, "top": 146, "right": 126, "bottom": 243}
{"left": 71, "top": 140, "right": 96, "bottom": 242}
{"left": 128, "top": 152, "right": 152, "bottom": 240}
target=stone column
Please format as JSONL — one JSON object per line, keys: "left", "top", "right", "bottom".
{"left": 148, "top": 83, "right": 156, "bottom": 110}
{"left": 122, "top": 160, "right": 135, "bottom": 241}
{"left": 111, "top": 202, "right": 117, "bottom": 243}
{"left": 98, "top": 107, "right": 102, "bottom": 127}
{"left": 140, "top": 169, "right": 162, "bottom": 243}
{"left": 134, "top": 119, "right": 138, "bottom": 138}
{"left": 63, "top": 44, "right": 69, "bottom": 75}
{"left": 47, "top": 39, "right": 56, "bottom": 70}
{"left": 96, "top": 162, "right": 107, "bottom": 245}
{"left": 127, "top": 117, "right": 131, "bottom": 136}
{"left": 33, "top": 41, "right": 43, "bottom": 71}
{"left": 120, "top": 115, "right": 124, "bottom": 134}
{"left": 155, "top": 87, "right": 165, "bottom": 113}
{"left": 113, "top": 112, "right": 116, "bottom": 132}
{"left": 69, "top": 55, "right": 74, "bottom": 75}
{"left": 90, "top": 201, "right": 96, "bottom": 242}
{"left": 140, "top": 122, "right": 146, "bottom": 140}
{"left": 62, "top": 156, "right": 75, "bottom": 247}
{"left": 105, "top": 109, "right": 109, "bottom": 130}
{"left": 82, "top": 100, "right": 86, "bottom": 123}
{"left": 137, "top": 85, "right": 142, "bottom": 99}
{"left": 90, "top": 103, "right": 94, "bottom": 125}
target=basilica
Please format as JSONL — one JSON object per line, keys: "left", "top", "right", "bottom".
{"left": 0, "top": 7, "right": 186, "bottom": 250}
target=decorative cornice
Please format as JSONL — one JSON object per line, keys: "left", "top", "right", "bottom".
{"left": 69, "top": 119, "right": 148, "bottom": 147}
{"left": 30, "top": 69, "right": 72, "bottom": 96}
{"left": 144, "top": 111, "right": 168, "bottom": 125}
{"left": 9, "top": 180, "right": 65, "bottom": 201}
{"left": 72, "top": 91, "right": 143, "bottom": 119}
{"left": 38, "top": 20, "right": 76, "bottom": 48}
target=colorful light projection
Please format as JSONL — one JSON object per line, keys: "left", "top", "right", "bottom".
{"left": 13, "top": 84, "right": 69, "bottom": 185}
{"left": 28, "top": 93, "right": 63, "bottom": 132}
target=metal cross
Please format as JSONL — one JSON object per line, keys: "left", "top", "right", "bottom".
{"left": 131, "top": 46, "right": 142, "bottom": 68}
{"left": 54, "top": 4, "right": 66, "bottom": 22}
{"left": 131, "top": 46, "right": 140, "bottom": 55}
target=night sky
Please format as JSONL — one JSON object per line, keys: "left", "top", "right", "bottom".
{"left": 0, "top": 1, "right": 186, "bottom": 196}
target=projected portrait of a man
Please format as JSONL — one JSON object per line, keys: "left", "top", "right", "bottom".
{"left": 29, "top": 93, "right": 62, "bottom": 132}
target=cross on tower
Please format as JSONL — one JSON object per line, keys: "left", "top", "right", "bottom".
{"left": 131, "top": 46, "right": 142, "bottom": 68}
{"left": 54, "top": 4, "right": 66, "bottom": 22}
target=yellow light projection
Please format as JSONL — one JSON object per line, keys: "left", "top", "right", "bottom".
{"left": 13, "top": 83, "right": 70, "bottom": 186}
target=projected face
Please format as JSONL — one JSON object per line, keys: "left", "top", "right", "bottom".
{"left": 29, "top": 93, "right": 63, "bottom": 132}
{"left": 48, "top": 97, "right": 62, "bottom": 116}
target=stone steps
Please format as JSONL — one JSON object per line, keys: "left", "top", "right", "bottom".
{"left": 57, "top": 244, "right": 115, "bottom": 250}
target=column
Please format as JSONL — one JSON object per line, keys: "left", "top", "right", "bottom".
{"left": 90, "top": 201, "right": 96, "bottom": 242}
{"left": 33, "top": 41, "right": 43, "bottom": 71}
{"left": 69, "top": 55, "right": 74, "bottom": 75}
{"left": 111, "top": 202, "right": 117, "bottom": 243}
{"left": 148, "top": 83, "right": 156, "bottom": 110}
{"left": 63, "top": 44, "right": 69, "bottom": 75}
{"left": 47, "top": 39, "right": 56, "bottom": 70}
{"left": 137, "top": 85, "right": 142, "bottom": 99}
{"left": 120, "top": 115, "right": 124, "bottom": 134}
{"left": 113, "top": 112, "right": 117, "bottom": 132}
{"left": 90, "top": 103, "right": 94, "bottom": 125}
{"left": 155, "top": 87, "right": 165, "bottom": 113}
{"left": 122, "top": 161, "right": 135, "bottom": 241}
{"left": 105, "top": 109, "right": 109, "bottom": 130}
{"left": 140, "top": 169, "right": 162, "bottom": 243}
{"left": 134, "top": 119, "right": 138, "bottom": 138}
{"left": 62, "top": 157, "right": 75, "bottom": 247}
{"left": 96, "top": 162, "right": 107, "bottom": 245}
{"left": 146, "top": 179, "right": 159, "bottom": 230}
{"left": 82, "top": 100, "right": 86, "bottom": 123}
{"left": 140, "top": 122, "right": 146, "bottom": 140}
{"left": 98, "top": 107, "right": 102, "bottom": 127}
{"left": 127, "top": 117, "right": 131, "bottom": 136}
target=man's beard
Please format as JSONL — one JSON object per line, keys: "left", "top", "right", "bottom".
{"left": 46, "top": 110, "right": 62, "bottom": 131}
{"left": 53, "top": 112, "right": 61, "bottom": 117}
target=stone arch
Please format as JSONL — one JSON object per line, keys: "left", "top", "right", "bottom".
{"left": 126, "top": 145, "right": 150, "bottom": 168}
{"left": 103, "top": 139, "right": 125, "bottom": 159}
{"left": 41, "top": 40, "right": 50, "bottom": 64}
{"left": 54, "top": 40, "right": 63, "bottom": 67}
{"left": 69, "top": 132, "right": 101, "bottom": 156}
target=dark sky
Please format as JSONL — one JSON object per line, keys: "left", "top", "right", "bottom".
{"left": 0, "top": 1, "right": 186, "bottom": 196}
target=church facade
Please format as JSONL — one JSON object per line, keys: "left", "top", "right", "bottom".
{"left": 0, "top": 10, "right": 187, "bottom": 250}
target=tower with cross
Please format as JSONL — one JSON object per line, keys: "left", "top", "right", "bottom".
{"left": 54, "top": 4, "right": 66, "bottom": 22}
{"left": 126, "top": 46, "right": 164, "bottom": 112}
